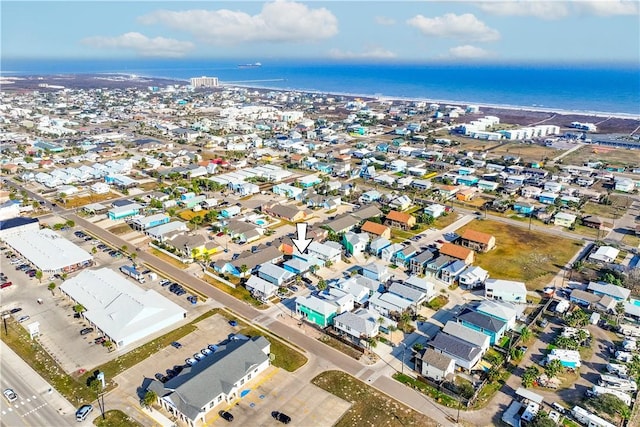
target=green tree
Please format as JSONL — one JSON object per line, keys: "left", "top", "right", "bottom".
{"left": 121, "top": 245, "right": 128, "bottom": 253}
{"left": 73, "top": 304, "right": 86, "bottom": 313}
{"left": 530, "top": 411, "right": 556, "bottom": 427}
{"left": 35, "top": 270, "right": 43, "bottom": 283}
{"left": 239, "top": 264, "right": 249, "bottom": 275}
{"left": 65, "top": 219, "right": 75, "bottom": 228}
{"left": 520, "top": 326, "right": 532, "bottom": 342}
{"left": 317, "top": 279, "right": 327, "bottom": 290}
{"left": 544, "top": 359, "right": 563, "bottom": 379}
{"left": 142, "top": 390, "right": 157, "bottom": 409}
{"left": 189, "top": 215, "right": 203, "bottom": 230}
{"left": 614, "top": 301, "right": 626, "bottom": 326}
{"left": 522, "top": 366, "right": 539, "bottom": 388}
{"left": 586, "top": 393, "right": 630, "bottom": 420}
{"left": 48, "top": 282, "right": 56, "bottom": 295}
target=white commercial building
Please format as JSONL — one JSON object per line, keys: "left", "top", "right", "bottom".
{"left": 3, "top": 228, "right": 93, "bottom": 273}
{"left": 190, "top": 76, "right": 219, "bottom": 88}
{"left": 60, "top": 268, "right": 186, "bottom": 347}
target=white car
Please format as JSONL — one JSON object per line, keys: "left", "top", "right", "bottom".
{"left": 201, "top": 348, "right": 213, "bottom": 356}
{"left": 185, "top": 357, "right": 197, "bottom": 366}
{"left": 3, "top": 388, "right": 17, "bottom": 403}
{"left": 17, "top": 315, "right": 30, "bottom": 323}
{"left": 208, "top": 344, "right": 219, "bottom": 353}
{"left": 9, "top": 259, "right": 22, "bottom": 265}
{"left": 193, "top": 352, "right": 206, "bottom": 361}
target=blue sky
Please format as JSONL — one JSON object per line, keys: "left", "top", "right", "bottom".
{"left": 2, "top": 1, "right": 639, "bottom": 63}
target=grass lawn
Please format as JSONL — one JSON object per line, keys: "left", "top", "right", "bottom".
{"left": 236, "top": 325, "right": 307, "bottom": 372}
{"left": 64, "top": 192, "right": 118, "bottom": 208}
{"left": 93, "top": 410, "right": 142, "bottom": 427}
{"left": 150, "top": 249, "right": 189, "bottom": 269}
{"left": 434, "top": 213, "right": 461, "bottom": 229}
{"left": 561, "top": 144, "right": 640, "bottom": 168}
{"left": 427, "top": 295, "right": 449, "bottom": 311}
{"left": 179, "top": 210, "right": 208, "bottom": 221}
{"left": 472, "top": 368, "right": 512, "bottom": 409}
{"left": 202, "top": 274, "right": 265, "bottom": 307}
{"left": 0, "top": 309, "right": 218, "bottom": 407}
{"left": 393, "top": 373, "right": 458, "bottom": 407}
{"left": 318, "top": 335, "right": 363, "bottom": 360}
{"left": 313, "top": 371, "right": 439, "bottom": 427}
{"left": 580, "top": 201, "right": 623, "bottom": 220}
{"left": 455, "top": 219, "right": 583, "bottom": 290}
{"left": 107, "top": 224, "right": 133, "bottom": 235}
{"left": 391, "top": 228, "right": 417, "bottom": 240}
{"left": 622, "top": 233, "right": 640, "bottom": 248}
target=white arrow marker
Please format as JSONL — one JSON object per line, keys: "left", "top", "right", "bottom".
{"left": 292, "top": 222, "right": 313, "bottom": 254}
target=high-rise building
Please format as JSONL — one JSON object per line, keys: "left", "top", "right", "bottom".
{"left": 190, "top": 76, "right": 219, "bottom": 88}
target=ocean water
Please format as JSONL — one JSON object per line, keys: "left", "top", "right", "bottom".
{"left": 2, "top": 58, "right": 639, "bottom": 115}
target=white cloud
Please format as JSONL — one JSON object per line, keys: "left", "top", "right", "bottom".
{"left": 447, "top": 45, "right": 493, "bottom": 59}
{"left": 140, "top": 1, "right": 338, "bottom": 44}
{"left": 477, "top": 1, "right": 570, "bottom": 19}
{"left": 375, "top": 16, "right": 396, "bottom": 26}
{"left": 574, "top": 0, "right": 640, "bottom": 16}
{"left": 328, "top": 47, "right": 397, "bottom": 59}
{"left": 477, "top": 0, "right": 639, "bottom": 18}
{"left": 407, "top": 13, "right": 500, "bottom": 42}
{"left": 82, "top": 32, "right": 194, "bottom": 57}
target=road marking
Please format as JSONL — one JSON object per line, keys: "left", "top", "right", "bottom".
{"left": 21, "top": 402, "right": 48, "bottom": 417}
{"left": 26, "top": 398, "right": 30, "bottom": 403}
{"left": 7, "top": 408, "right": 12, "bottom": 412}
{"left": 32, "top": 395, "right": 36, "bottom": 399}
{"left": 1, "top": 410, "right": 5, "bottom": 415}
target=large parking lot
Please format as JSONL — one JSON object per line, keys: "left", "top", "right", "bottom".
{"left": 0, "top": 226, "right": 214, "bottom": 374}
{"left": 115, "top": 313, "right": 351, "bottom": 427}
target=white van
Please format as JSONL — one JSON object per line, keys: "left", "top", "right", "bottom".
{"left": 76, "top": 404, "right": 93, "bottom": 422}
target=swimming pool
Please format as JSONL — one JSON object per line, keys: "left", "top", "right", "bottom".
{"left": 255, "top": 219, "right": 267, "bottom": 226}
{"left": 631, "top": 298, "right": 640, "bottom": 307}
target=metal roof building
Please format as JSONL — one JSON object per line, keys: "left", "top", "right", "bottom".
{"left": 60, "top": 268, "right": 186, "bottom": 347}
{"left": 3, "top": 228, "right": 92, "bottom": 273}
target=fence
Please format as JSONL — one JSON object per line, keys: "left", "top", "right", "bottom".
{"left": 325, "top": 328, "right": 366, "bottom": 355}
{"left": 149, "top": 242, "right": 192, "bottom": 264}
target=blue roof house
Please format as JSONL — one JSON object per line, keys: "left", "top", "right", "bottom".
{"left": 456, "top": 176, "right": 479, "bottom": 186}
{"left": 457, "top": 309, "right": 507, "bottom": 345}
{"left": 538, "top": 192, "right": 558, "bottom": 205}
{"left": 393, "top": 245, "right": 419, "bottom": 267}
{"left": 513, "top": 201, "right": 535, "bottom": 214}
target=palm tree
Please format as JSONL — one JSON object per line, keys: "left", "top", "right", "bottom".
{"left": 520, "top": 326, "right": 532, "bottom": 343}
{"left": 544, "top": 359, "right": 563, "bottom": 379}
{"left": 615, "top": 301, "right": 625, "bottom": 326}
{"left": 142, "top": 390, "right": 157, "bottom": 410}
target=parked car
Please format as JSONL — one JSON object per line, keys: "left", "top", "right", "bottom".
{"left": 216, "top": 232, "right": 225, "bottom": 237}
{"left": 271, "top": 411, "right": 291, "bottom": 424}
{"left": 219, "top": 410, "right": 234, "bottom": 422}
{"left": 1, "top": 282, "right": 13, "bottom": 289}
{"left": 201, "top": 348, "right": 213, "bottom": 356}
{"left": 94, "top": 337, "right": 106, "bottom": 345}
{"left": 9, "top": 307, "right": 22, "bottom": 314}
{"left": 75, "top": 404, "right": 93, "bottom": 422}
{"left": 171, "top": 341, "right": 182, "bottom": 349}
{"left": 159, "top": 279, "right": 171, "bottom": 287}
{"left": 194, "top": 352, "right": 206, "bottom": 361}
{"left": 173, "top": 365, "right": 184, "bottom": 374}
{"left": 290, "top": 286, "right": 299, "bottom": 292}
{"left": 185, "top": 357, "right": 197, "bottom": 366}
{"left": 228, "top": 320, "right": 238, "bottom": 327}
{"left": 80, "top": 327, "right": 94, "bottom": 335}
{"left": 17, "top": 315, "right": 30, "bottom": 323}
{"left": 3, "top": 388, "right": 17, "bottom": 403}
{"left": 208, "top": 344, "right": 219, "bottom": 352}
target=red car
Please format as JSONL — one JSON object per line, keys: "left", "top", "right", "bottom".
{"left": 1, "top": 282, "right": 13, "bottom": 289}
{"left": 216, "top": 232, "right": 225, "bottom": 237}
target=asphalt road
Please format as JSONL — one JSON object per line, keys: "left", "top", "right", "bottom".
{"left": 0, "top": 341, "right": 78, "bottom": 427}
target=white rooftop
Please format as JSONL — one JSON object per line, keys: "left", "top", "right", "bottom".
{"left": 60, "top": 268, "right": 185, "bottom": 346}
{"left": 3, "top": 228, "right": 93, "bottom": 272}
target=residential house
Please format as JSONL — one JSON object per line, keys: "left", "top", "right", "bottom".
{"left": 342, "top": 232, "right": 369, "bottom": 256}
{"left": 381, "top": 243, "right": 404, "bottom": 262}
{"left": 107, "top": 203, "right": 142, "bottom": 220}
{"left": 257, "top": 263, "right": 295, "bottom": 287}
{"left": 458, "top": 265, "right": 489, "bottom": 289}
{"left": 369, "top": 237, "right": 392, "bottom": 257}
{"left": 439, "top": 243, "right": 475, "bottom": 265}
{"left": 306, "top": 241, "right": 342, "bottom": 265}
{"left": 513, "top": 201, "right": 535, "bottom": 215}
{"left": 263, "top": 204, "right": 307, "bottom": 222}
{"left": 554, "top": 212, "right": 577, "bottom": 228}
{"left": 473, "top": 300, "right": 518, "bottom": 331}
{"left": 587, "top": 281, "right": 630, "bottom": 302}
{"left": 387, "top": 282, "right": 427, "bottom": 309}
{"left": 359, "top": 190, "right": 382, "bottom": 204}
{"left": 129, "top": 214, "right": 170, "bottom": 231}
{"left": 457, "top": 308, "right": 507, "bottom": 345}
{"left": 415, "top": 348, "right": 456, "bottom": 381}
{"left": 393, "top": 244, "right": 419, "bottom": 267}
{"left": 333, "top": 308, "right": 380, "bottom": 345}
{"left": 581, "top": 216, "right": 612, "bottom": 230}
{"left": 440, "top": 260, "right": 468, "bottom": 285}
{"left": 428, "top": 332, "right": 483, "bottom": 372}
{"left": 403, "top": 275, "right": 436, "bottom": 301}
{"left": 361, "top": 221, "right": 391, "bottom": 240}
{"left": 324, "top": 214, "right": 361, "bottom": 234}
{"left": 220, "top": 205, "right": 241, "bottom": 218}
{"left": 443, "top": 321, "right": 491, "bottom": 352}
{"left": 385, "top": 210, "right": 416, "bottom": 230}
{"left": 148, "top": 336, "right": 271, "bottom": 426}
{"left": 282, "top": 258, "right": 313, "bottom": 276}
{"left": 368, "top": 291, "right": 413, "bottom": 318}
{"left": 484, "top": 279, "right": 527, "bottom": 303}
{"left": 245, "top": 275, "right": 279, "bottom": 300}
{"left": 296, "top": 292, "right": 354, "bottom": 328}
{"left": 409, "top": 250, "right": 436, "bottom": 275}
{"left": 424, "top": 204, "right": 446, "bottom": 218}
{"left": 569, "top": 289, "right": 602, "bottom": 308}
{"left": 588, "top": 246, "right": 620, "bottom": 264}
{"left": 426, "top": 255, "right": 455, "bottom": 277}
{"left": 330, "top": 278, "right": 371, "bottom": 305}
{"left": 458, "top": 229, "right": 496, "bottom": 252}
{"left": 362, "top": 262, "right": 392, "bottom": 282}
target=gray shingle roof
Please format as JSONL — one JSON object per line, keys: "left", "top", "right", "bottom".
{"left": 429, "top": 332, "right": 482, "bottom": 362}
{"left": 457, "top": 308, "right": 506, "bottom": 333}
{"left": 419, "top": 347, "right": 455, "bottom": 371}
{"left": 149, "top": 336, "right": 269, "bottom": 421}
